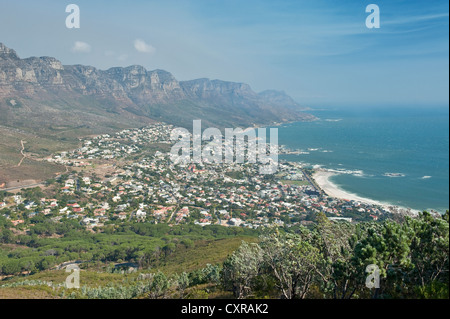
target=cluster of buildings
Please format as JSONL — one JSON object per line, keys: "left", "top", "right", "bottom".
{"left": 46, "top": 124, "right": 173, "bottom": 166}
{"left": 1, "top": 123, "right": 389, "bottom": 232}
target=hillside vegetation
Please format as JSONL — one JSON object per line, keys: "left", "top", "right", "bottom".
{"left": 1, "top": 212, "right": 448, "bottom": 299}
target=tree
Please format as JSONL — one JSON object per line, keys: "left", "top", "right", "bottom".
{"left": 222, "top": 241, "right": 263, "bottom": 299}
{"left": 175, "top": 272, "right": 190, "bottom": 299}
{"left": 259, "top": 231, "right": 321, "bottom": 299}
{"left": 203, "top": 264, "right": 221, "bottom": 285}
{"left": 313, "top": 213, "right": 359, "bottom": 299}
{"left": 148, "top": 271, "right": 169, "bottom": 299}
{"left": 0, "top": 228, "right": 14, "bottom": 244}
{"left": 405, "top": 212, "right": 449, "bottom": 293}
{"left": 162, "top": 243, "right": 176, "bottom": 258}
{"left": 1, "top": 259, "right": 21, "bottom": 276}
{"left": 352, "top": 221, "right": 412, "bottom": 298}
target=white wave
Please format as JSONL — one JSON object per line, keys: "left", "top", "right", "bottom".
{"left": 421, "top": 176, "right": 432, "bottom": 179}
{"left": 328, "top": 168, "right": 366, "bottom": 177}
{"left": 324, "top": 119, "right": 343, "bottom": 122}
{"left": 352, "top": 170, "right": 366, "bottom": 177}
{"left": 383, "top": 172, "right": 406, "bottom": 178}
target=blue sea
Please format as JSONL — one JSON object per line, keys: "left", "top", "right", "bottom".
{"left": 278, "top": 106, "right": 449, "bottom": 213}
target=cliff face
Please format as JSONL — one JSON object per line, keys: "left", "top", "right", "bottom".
{"left": 0, "top": 42, "right": 314, "bottom": 131}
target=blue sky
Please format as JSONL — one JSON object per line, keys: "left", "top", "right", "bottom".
{"left": 0, "top": 0, "right": 448, "bottom": 107}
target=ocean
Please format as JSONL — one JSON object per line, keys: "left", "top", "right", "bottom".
{"left": 278, "top": 106, "right": 449, "bottom": 213}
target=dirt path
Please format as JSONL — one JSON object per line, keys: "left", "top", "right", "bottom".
{"left": 17, "top": 140, "right": 26, "bottom": 167}
{"left": 166, "top": 205, "right": 179, "bottom": 224}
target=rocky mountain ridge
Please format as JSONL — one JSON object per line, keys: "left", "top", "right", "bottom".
{"left": 0, "top": 42, "right": 314, "bottom": 131}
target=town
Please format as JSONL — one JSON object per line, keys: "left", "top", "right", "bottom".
{"left": 0, "top": 123, "right": 394, "bottom": 234}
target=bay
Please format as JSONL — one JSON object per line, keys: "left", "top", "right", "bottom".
{"left": 278, "top": 106, "right": 449, "bottom": 213}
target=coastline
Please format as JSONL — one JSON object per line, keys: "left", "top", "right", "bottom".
{"left": 312, "top": 169, "right": 420, "bottom": 215}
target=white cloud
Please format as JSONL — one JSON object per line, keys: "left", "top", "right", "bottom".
{"left": 384, "top": 13, "right": 449, "bottom": 26}
{"left": 72, "top": 41, "right": 91, "bottom": 53}
{"left": 134, "top": 39, "right": 156, "bottom": 54}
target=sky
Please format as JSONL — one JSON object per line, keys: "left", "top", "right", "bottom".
{"left": 0, "top": 0, "right": 448, "bottom": 107}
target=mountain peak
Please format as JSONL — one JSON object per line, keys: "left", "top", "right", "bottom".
{"left": 258, "top": 90, "right": 309, "bottom": 111}
{"left": 0, "top": 42, "right": 20, "bottom": 60}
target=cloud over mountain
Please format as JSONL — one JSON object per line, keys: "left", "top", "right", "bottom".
{"left": 134, "top": 39, "right": 156, "bottom": 54}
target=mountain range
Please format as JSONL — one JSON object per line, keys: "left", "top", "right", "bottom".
{"left": 0, "top": 42, "right": 314, "bottom": 135}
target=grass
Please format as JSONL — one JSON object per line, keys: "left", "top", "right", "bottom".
{"left": 140, "top": 143, "right": 172, "bottom": 155}
{"left": 152, "top": 236, "right": 258, "bottom": 275}
{"left": 0, "top": 125, "right": 75, "bottom": 185}
{"left": 2, "top": 269, "right": 137, "bottom": 286}
{"left": 0, "top": 158, "right": 65, "bottom": 186}
{"left": 280, "top": 180, "right": 310, "bottom": 186}
{"left": 0, "top": 286, "right": 60, "bottom": 299}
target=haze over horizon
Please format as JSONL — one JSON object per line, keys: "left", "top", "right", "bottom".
{"left": 0, "top": 0, "right": 448, "bottom": 108}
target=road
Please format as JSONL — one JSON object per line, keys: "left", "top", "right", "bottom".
{"left": 1, "top": 183, "right": 45, "bottom": 192}
{"left": 301, "top": 169, "right": 323, "bottom": 195}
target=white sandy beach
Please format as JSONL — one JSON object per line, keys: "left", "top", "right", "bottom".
{"left": 312, "top": 169, "right": 419, "bottom": 215}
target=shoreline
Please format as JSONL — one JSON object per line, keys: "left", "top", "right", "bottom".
{"left": 312, "top": 169, "right": 420, "bottom": 215}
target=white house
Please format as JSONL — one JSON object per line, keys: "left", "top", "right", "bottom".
{"left": 136, "top": 209, "right": 147, "bottom": 219}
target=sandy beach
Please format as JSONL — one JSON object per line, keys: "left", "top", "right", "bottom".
{"left": 312, "top": 169, "right": 419, "bottom": 214}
